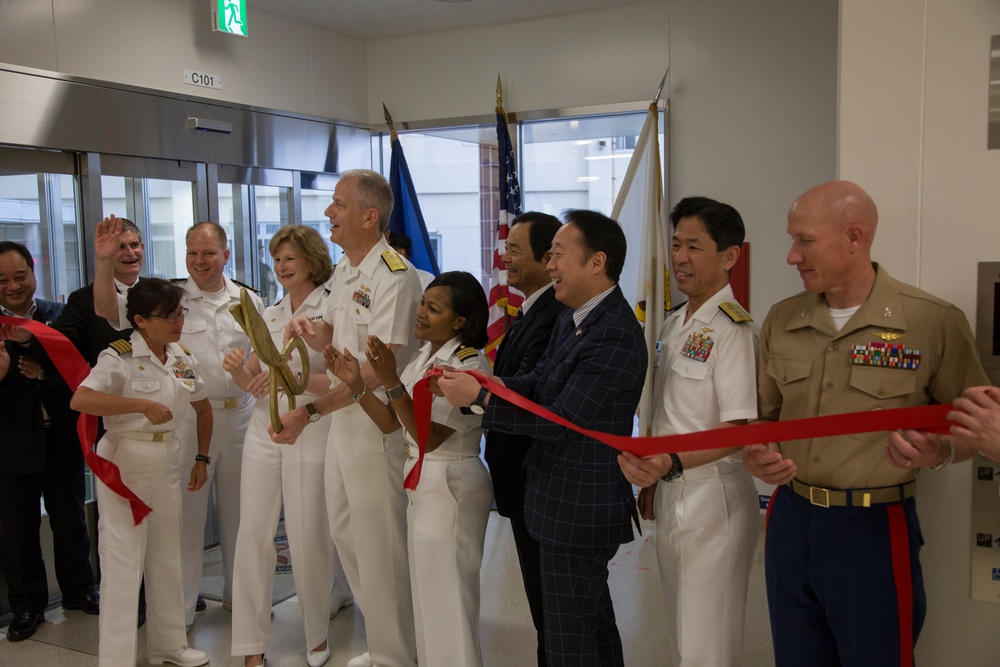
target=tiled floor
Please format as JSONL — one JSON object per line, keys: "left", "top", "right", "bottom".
{"left": 0, "top": 512, "right": 773, "bottom": 666}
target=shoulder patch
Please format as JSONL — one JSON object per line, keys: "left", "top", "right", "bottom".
{"left": 380, "top": 250, "right": 408, "bottom": 273}
{"left": 108, "top": 339, "right": 132, "bottom": 355}
{"left": 230, "top": 279, "right": 259, "bottom": 294}
{"left": 177, "top": 343, "right": 191, "bottom": 355}
{"left": 719, "top": 301, "right": 752, "bottom": 323}
{"left": 456, "top": 345, "right": 479, "bottom": 361}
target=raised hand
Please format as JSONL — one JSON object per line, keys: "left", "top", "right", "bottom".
{"left": 366, "top": 336, "right": 400, "bottom": 387}
{"left": 325, "top": 345, "right": 361, "bottom": 387}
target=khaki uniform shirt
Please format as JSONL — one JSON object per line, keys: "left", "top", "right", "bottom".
{"left": 758, "top": 264, "right": 988, "bottom": 489}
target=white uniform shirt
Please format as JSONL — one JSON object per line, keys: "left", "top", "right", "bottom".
{"left": 113, "top": 277, "right": 262, "bottom": 400}
{"left": 81, "top": 330, "right": 207, "bottom": 432}
{"left": 324, "top": 238, "right": 422, "bottom": 395}
{"left": 651, "top": 283, "right": 758, "bottom": 437}
{"left": 400, "top": 337, "right": 489, "bottom": 460}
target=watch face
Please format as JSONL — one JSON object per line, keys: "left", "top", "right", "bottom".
{"left": 470, "top": 404, "right": 485, "bottom": 415}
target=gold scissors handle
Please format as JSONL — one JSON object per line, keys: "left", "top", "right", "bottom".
{"left": 229, "top": 288, "right": 310, "bottom": 433}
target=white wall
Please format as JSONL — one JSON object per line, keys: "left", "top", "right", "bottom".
{"left": 840, "top": 1, "right": 1000, "bottom": 664}
{"left": 0, "top": 0, "right": 368, "bottom": 122}
{"left": 367, "top": 0, "right": 839, "bottom": 320}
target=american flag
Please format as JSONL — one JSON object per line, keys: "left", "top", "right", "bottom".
{"left": 484, "top": 107, "right": 523, "bottom": 362}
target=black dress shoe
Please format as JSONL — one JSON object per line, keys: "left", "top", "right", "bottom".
{"left": 6, "top": 610, "right": 44, "bottom": 642}
{"left": 195, "top": 594, "right": 207, "bottom": 612}
{"left": 62, "top": 590, "right": 100, "bottom": 615}
{"left": 137, "top": 601, "right": 146, "bottom": 629}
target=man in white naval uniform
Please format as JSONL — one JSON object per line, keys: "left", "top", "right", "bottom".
{"left": 618, "top": 197, "right": 759, "bottom": 667}
{"left": 94, "top": 218, "right": 261, "bottom": 626}
{"left": 272, "top": 169, "right": 421, "bottom": 667}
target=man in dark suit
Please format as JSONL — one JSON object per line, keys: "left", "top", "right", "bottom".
{"left": 0, "top": 242, "right": 98, "bottom": 642}
{"left": 442, "top": 210, "right": 646, "bottom": 667}
{"left": 487, "top": 211, "right": 564, "bottom": 666}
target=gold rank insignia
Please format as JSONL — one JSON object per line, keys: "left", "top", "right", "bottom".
{"left": 381, "top": 250, "right": 408, "bottom": 272}
{"left": 876, "top": 329, "right": 905, "bottom": 342}
{"left": 109, "top": 339, "right": 132, "bottom": 355}
{"left": 719, "top": 301, "right": 752, "bottom": 323}
{"left": 178, "top": 343, "right": 192, "bottom": 355}
{"left": 456, "top": 345, "right": 479, "bottom": 361}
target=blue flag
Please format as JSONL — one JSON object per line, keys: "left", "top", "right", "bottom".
{"left": 388, "top": 137, "right": 440, "bottom": 275}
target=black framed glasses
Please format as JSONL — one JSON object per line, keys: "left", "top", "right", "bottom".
{"left": 145, "top": 307, "right": 188, "bottom": 324}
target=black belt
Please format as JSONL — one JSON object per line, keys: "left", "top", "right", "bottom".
{"left": 788, "top": 478, "right": 916, "bottom": 508}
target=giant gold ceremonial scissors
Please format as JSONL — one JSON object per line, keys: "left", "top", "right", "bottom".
{"left": 229, "top": 288, "right": 309, "bottom": 433}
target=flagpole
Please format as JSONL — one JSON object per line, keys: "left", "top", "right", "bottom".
{"left": 383, "top": 103, "right": 398, "bottom": 143}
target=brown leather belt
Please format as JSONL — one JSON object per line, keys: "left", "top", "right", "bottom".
{"left": 789, "top": 478, "right": 916, "bottom": 508}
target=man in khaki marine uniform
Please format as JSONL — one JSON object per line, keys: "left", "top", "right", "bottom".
{"left": 273, "top": 169, "right": 421, "bottom": 667}
{"left": 744, "top": 180, "right": 988, "bottom": 667}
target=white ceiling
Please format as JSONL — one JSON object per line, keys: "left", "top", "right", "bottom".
{"left": 247, "top": 0, "right": 651, "bottom": 40}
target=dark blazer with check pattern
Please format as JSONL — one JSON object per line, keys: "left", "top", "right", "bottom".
{"left": 484, "top": 285, "right": 646, "bottom": 549}
{"left": 486, "top": 285, "right": 566, "bottom": 517}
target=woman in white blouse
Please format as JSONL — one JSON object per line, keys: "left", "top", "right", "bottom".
{"left": 72, "top": 278, "right": 212, "bottom": 667}
{"left": 327, "top": 271, "right": 493, "bottom": 667}
{"left": 223, "top": 225, "right": 349, "bottom": 667}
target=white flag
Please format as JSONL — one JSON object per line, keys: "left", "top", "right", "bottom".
{"left": 611, "top": 102, "right": 669, "bottom": 437}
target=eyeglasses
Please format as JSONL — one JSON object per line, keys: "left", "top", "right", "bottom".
{"left": 145, "top": 307, "right": 188, "bottom": 324}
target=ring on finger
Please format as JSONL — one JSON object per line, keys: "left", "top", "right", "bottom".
{"left": 373, "top": 355, "right": 381, "bottom": 361}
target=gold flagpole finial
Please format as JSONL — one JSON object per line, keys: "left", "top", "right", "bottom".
{"left": 652, "top": 67, "right": 669, "bottom": 105}
{"left": 496, "top": 74, "right": 504, "bottom": 112}
{"left": 383, "top": 103, "right": 398, "bottom": 143}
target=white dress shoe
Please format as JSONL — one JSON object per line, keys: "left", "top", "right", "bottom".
{"left": 346, "top": 652, "right": 373, "bottom": 667}
{"left": 147, "top": 645, "right": 210, "bottom": 667}
{"left": 306, "top": 645, "right": 331, "bottom": 667}
{"left": 330, "top": 595, "right": 355, "bottom": 618}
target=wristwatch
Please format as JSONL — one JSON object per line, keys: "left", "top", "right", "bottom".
{"left": 195, "top": 454, "right": 211, "bottom": 465}
{"left": 386, "top": 384, "right": 407, "bottom": 401}
{"left": 305, "top": 402, "right": 322, "bottom": 423}
{"left": 461, "top": 387, "right": 489, "bottom": 415}
{"left": 660, "top": 453, "right": 683, "bottom": 482}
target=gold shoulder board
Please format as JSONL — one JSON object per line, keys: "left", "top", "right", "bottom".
{"left": 381, "top": 250, "right": 408, "bottom": 273}
{"left": 719, "top": 301, "right": 752, "bottom": 323}
{"left": 456, "top": 345, "right": 479, "bottom": 361}
{"left": 109, "top": 339, "right": 132, "bottom": 355}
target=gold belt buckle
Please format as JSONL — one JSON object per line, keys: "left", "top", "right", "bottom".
{"left": 224, "top": 398, "right": 238, "bottom": 409}
{"left": 151, "top": 432, "right": 167, "bottom": 443}
{"left": 808, "top": 486, "right": 830, "bottom": 508}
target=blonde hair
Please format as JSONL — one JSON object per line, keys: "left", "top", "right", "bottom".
{"left": 269, "top": 225, "right": 333, "bottom": 285}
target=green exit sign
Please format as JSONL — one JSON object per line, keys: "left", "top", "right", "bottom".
{"left": 212, "top": 0, "right": 247, "bottom": 37}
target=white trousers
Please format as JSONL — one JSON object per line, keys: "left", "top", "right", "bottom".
{"left": 654, "top": 462, "right": 759, "bottom": 667}
{"left": 177, "top": 397, "right": 252, "bottom": 622}
{"left": 326, "top": 404, "right": 417, "bottom": 667}
{"left": 231, "top": 406, "right": 349, "bottom": 656}
{"left": 405, "top": 457, "right": 492, "bottom": 667}
{"left": 95, "top": 434, "right": 188, "bottom": 667}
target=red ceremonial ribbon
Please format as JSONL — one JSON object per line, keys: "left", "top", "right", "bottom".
{"left": 1, "top": 317, "right": 152, "bottom": 524}
{"left": 403, "top": 369, "right": 953, "bottom": 490}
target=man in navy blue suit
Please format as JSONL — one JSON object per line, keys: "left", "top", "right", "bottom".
{"left": 0, "top": 242, "right": 98, "bottom": 642}
{"left": 487, "top": 211, "right": 564, "bottom": 666}
{"left": 442, "top": 210, "right": 646, "bottom": 667}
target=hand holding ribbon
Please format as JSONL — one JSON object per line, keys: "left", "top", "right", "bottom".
{"left": 0, "top": 316, "right": 152, "bottom": 525}
{"left": 405, "top": 368, "right": 954, "bottom": 490}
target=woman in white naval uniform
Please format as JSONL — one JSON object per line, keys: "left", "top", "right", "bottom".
{"left": 328, "top": 271, "right": 493, "bottom": 667}
{"left": 71, "top": 278, "right": 212, "bottom": 667}
{"left": 224, "top": 225, "right": 350, "bottom": 667}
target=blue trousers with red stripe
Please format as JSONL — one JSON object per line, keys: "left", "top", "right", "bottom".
{"left": 765, "top": 486, "right": 926, "bottom": 667}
